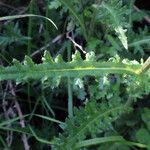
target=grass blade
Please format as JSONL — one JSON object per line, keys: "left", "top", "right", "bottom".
{"left": 0, "top": 14, "right": 57, "bottom": 29}
{"left": 29, "top": 126, "right": 54, "bottom": 145}
{"left": 0, "top": 114, "right": 29, "bottom": 127}
{"left": 34, "top": 114, "right": 65, "bottom": 125}
{"left": 75, "top": 136, "right": 148, "bottom": 149}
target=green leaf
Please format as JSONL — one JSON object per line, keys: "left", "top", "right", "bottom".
{"left": 115, "top": 26, "right": 128, "bottom": 50}
{"left": 0, "top": 14, "right": 57, "bottom": 29}
{"left": 0, "top": 51, "right": 142, "bottom": 81}
{"left": 58, "top": 0, "right": 88, "bottom": 40}
{"left": 29, "top": 126, "right": 54, "bottom": 145}
{"left": 0, "top": 114, "right": 29, "bottom": 127}
{"left": 100, "top": 0, "right": 128, "bottom": 49}
{"left": 75, "top": 136, "right": 148, "bottom": 149}
{"left": 136, "top": 128, "right": 150, "bottom": 144}
{"left": 142, "top": 108, "right": 150, "bottom": 131}
{"left": 42, "top": 50, "right": 54, "bottom": 64}
{"left": 75, "top": 136, "right": 125, "bottom": 148}
{"left": 53, "top": 100, "right": 125, "bottom": 149}
{"left": 49, "top": 0, "right": 62, "bottom": 9}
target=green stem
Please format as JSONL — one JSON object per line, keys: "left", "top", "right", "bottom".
{"left": 89, "top": 0, "right": 102, "bottom": 37}
{"left": 80, "top": 0, "right": 88, "bottom": 40}
{"left": 45, "top": 0, "right": 49, "bottom": 43}
{"left": 0, "top": 135, "right": 8, "bottom": 148}
{"left": 68, "top": 77, "right": 73, "bottom": 118}
{"left": 27, "top": 0, "right": 33, "bottom": 55}
{"left": 27, "top": 0, "right": 34, "bottom": 111}
{"left": 128, "top": 0, "right": 135, "bottom": 32}
{"left": 67, "top": 42, "right": 73, "bottom": 118}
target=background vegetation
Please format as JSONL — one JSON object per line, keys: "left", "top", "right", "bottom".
{"left": 0, "top": 0, "right": 150, "bottom": 149}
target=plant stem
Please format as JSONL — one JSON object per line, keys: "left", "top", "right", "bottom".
{"left": 68, "top": 77, "right": 73, "bottom": 118}
{"left": 45, "top": 0, "right": 49, "bottom": 44}
{"left": 89, "top": 0, "right": 102, "bottom": 37}
{"left": 128, "top": 0, "right": 135, "bottom": 32}
{"left": 140, "top": 57, "right": 150, "bottom": 74}
{"left": 80, "top": 0, "right": 88, "bottom": 40}
{"left": 67, "top": 42, "right": 73, "bottom": 118}
{"left": 27, "top": 0, "right": 33, "bottom": 55}
{"left": 27, "top": 0, "right": 34, "bottom": 111}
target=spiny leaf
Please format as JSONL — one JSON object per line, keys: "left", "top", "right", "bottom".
{"left": 115, "top": 26, "right": 128, "bottom": 50}
{"left": 58, "top": 0, "right": 87, "bottom": 40}
{"left": 100, "top": 0, "right": 128, "bottom": 49}
{"left": 0, "top": 51, "right": 143, "bottom": 81}
{"left": 24, "top": 55, "right": 35, "bottom": 68}
{"left": 72, "top": 51, "right": 82, "bottom": 62}
{"left": 13, "top": 59, "right": 22, "bottom": 70}
{"left": 55, "top": 54, "right": 64, "bottom": 63}
{"left": 128, "top": 27, "right": 150, "bottom": 54}
{"left": 52, "top": 100, "right": 126, "bottom": 149}
{"left": 86, "top": 51, "right": 96, "bottom": 61}
{"left": 42, "top": 50, "right": 54, "bottom": 64}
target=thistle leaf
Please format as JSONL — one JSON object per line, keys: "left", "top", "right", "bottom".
{"left": 13, "top": 59, "right": 22, "bottom": 70}
{"left": 42, "top": 50, "right": 54, "bottom": 64}
{"left": 53, "top": 100, "right": 126, "bottom": 149}
{"left": 99, "top": 0, "right": 128, "bottom": 49}
{"left": 72, "top": 51, "right": 82, "bottom": 62}
{"left": 0, "top": 51, "right": 143, "bottom": 81}
{"left": 55, "top": 54, "right": 64, "bottom": 63}
{"left": 24, "top": 55, "right": 35, "bottom": 68}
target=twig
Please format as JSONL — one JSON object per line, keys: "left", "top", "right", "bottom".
{"left": 0, "top": 2, "right": 16, "bottom": 10}
{"left": 2, "top": 82, "right": 13, "bottom": 147}
{"left": 134, "top": 5, "right": 150, "bottom": 25}
{"left": 140, "top": 57, "right": 150, "bottom": 74}
{"left": 9, "top": 82, "right": 30, "bottom": 150}
{"left": 3, "top": 6, "right": 28, "bottom": 25}
{"left": 66, "top": 32, "right": 86, "bottom": 54}
{"left": 30, "top": 34, "right": 64, "bottom": 57}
